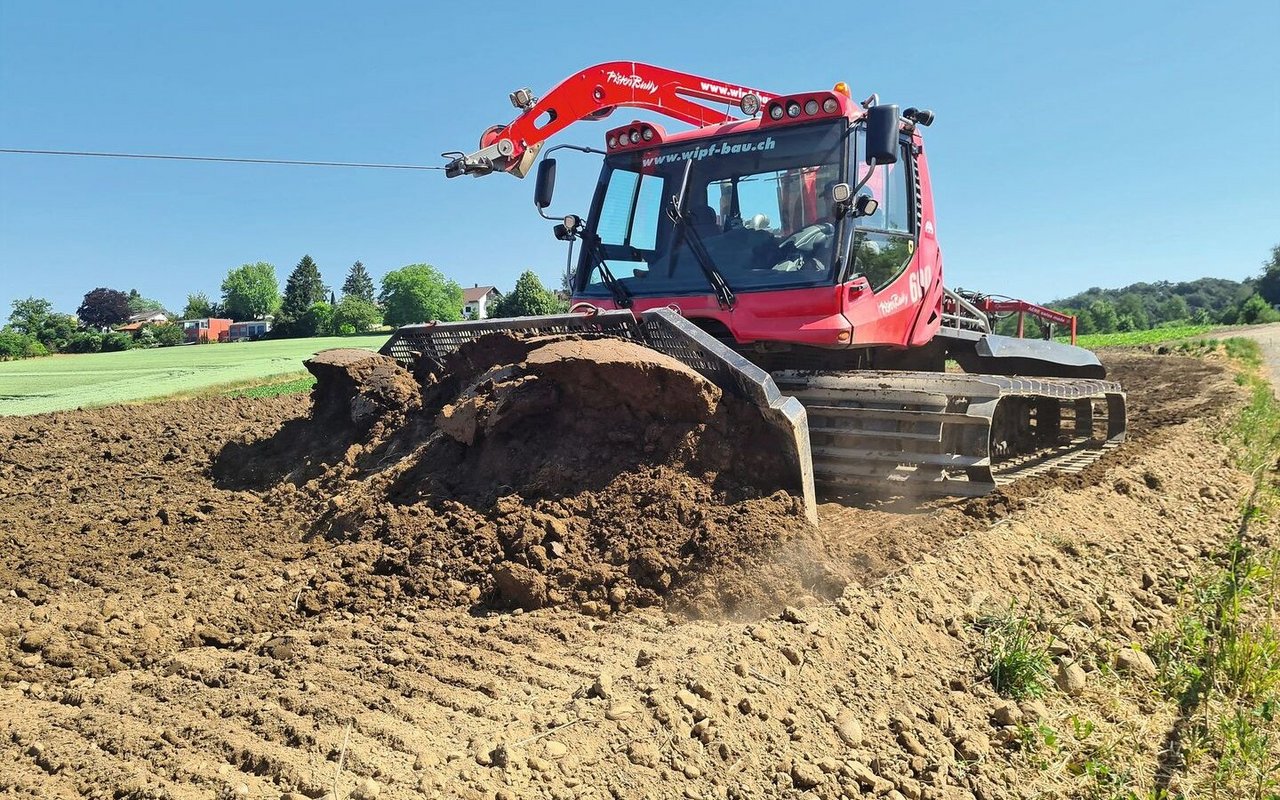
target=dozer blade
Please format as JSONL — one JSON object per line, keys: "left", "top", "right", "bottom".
{"left": 773, "top": 371, "right": 1126, "bottom": 497}
{"left": 381, "top": 309, "right": 818, "bottom": 524}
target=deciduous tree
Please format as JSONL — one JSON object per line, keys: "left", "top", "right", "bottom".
{"left": 294, "top": 302, "right": 335, "bottom": 337}
{"left": 77, "top": 288, "right": 132, "bottom": 329}
{"left": 1237, "top": 293, "right": 1280, "bottom": 325}
{"left": 0, "top": 331, "right": 47, "bottom": 359}
{"left": 333, "top": 296, "right": 383, "bottom": 333}
{"left": 183, "top": 292, "right": 216, "bottom": 319}
{"left": 1087, "top": 300, "right": 1119, "bottom": 333}
{"left": 491, "top": 271, "right": 565, "bottom": 318}
{"left": 379, "top": 264, "right": 464, "bottom": 327}
{"left": 1156, "top": 295, "right": 1191, "bottom": 324}
{"left": 148, "top": 323, "right": 185, "bottom": 347}
{"left": 1258, "top": 243, "right": 1280, "bottom": 307}
{"left": 1114, "top": 294, "right": 1149, "bottom": 332}
{"left": 221, "top": 263, "right": 281, "bottom": 321}
{"left": 7, "top": 297, "right": 53, "bottom": 336}
{"left": 36, "top": 314, "right": 78, "bottom": 352}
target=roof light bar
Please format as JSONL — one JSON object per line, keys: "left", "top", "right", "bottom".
{"left": 761, "top": 92, "right": 847, "bottom": 126}
{"left": 605, "top": 122, "right": 666, "bottom": 151}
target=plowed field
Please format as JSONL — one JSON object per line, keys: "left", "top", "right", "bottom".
{"left": 0, "top": 345, "right": 1269, "bottom": 799}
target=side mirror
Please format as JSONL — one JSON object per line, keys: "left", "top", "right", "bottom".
{"left": 534, "top": 158, "right": 557, "bottom": 209}
{"left": 864, "top": 104, "right": 900, "bottom": 165}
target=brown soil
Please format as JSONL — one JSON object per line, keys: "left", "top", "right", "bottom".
{"left": 0, "top": 345, "right": 1264, "bottom": 799}
{"left": 203, "top": 335, "right": 812, "bottom": 617}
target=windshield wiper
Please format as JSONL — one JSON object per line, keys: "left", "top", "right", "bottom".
{"left": 666, "top": 160, "right": 736, "bottom": 311}
{"left": 583, "top": 233, "right": 632, "bottom": 308}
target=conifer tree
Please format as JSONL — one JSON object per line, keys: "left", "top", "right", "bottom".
{"left": 280, "top": 255, "right": 328, "bottom": 322}
{"left": 342, "top": 260, "right": 376, "bottom": 302}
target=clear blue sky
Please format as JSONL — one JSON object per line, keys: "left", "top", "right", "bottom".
{"left": 2, "top": 0, "right": 1277, "bottom": 317}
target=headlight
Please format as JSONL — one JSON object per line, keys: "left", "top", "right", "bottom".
{"left": 629, "top": 130, "right": 641, "bottom": 144}
{"left": 804, "top": 99, "right": 819, "bottom": 115}
{"left": 823, "top": 97, "right": 839, "bottom": 113}
{"left": 786, "top": 102, "right": 801, "bottom": 118}
{"left": 739, "top": 93, "right": 761, "bottom": 116}
{"left": 768, "top": 104, "right": 784, "bottom": 121}
{"left": 607, "top": 135, "right": 618, "bottom": 148}
{"left": 641, "top": 127, "right": 654, "bottom": 141}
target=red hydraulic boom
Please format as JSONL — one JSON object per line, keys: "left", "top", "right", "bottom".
{"left": 445, "top": 61, "right": 775, "bottom": 179}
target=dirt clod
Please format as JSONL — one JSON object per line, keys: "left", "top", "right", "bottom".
{"left": 1056, "top": 661, "right": 1088, "bottom": 696}
{"left": 1115, "top": 647, "right": 1158, "bottom": 678}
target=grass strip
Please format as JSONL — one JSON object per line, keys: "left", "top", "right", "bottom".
{"left": 1144, "top": 338, "right": 1280, "bottom": 797}
{"left": 223, "top": 375, "right": 317, "bottom": 399}
{"left": 1063, "top": 325, "right": 1215, "bottom": 350}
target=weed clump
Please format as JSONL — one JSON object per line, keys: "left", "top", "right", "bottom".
{"left": 978, "top": 602, "right": 1052, "bottom": 700}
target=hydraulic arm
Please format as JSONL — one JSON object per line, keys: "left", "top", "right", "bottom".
{"left": 443, "top": 61, "right": 773, "bottom": 178}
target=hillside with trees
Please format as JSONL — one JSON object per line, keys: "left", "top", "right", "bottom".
{"left": 1000, "top": 244, "right": 1280, "bottom": 335}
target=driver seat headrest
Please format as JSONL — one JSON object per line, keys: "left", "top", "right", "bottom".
{"left": 690, "top": 205, "right": 719, "bottom": 234}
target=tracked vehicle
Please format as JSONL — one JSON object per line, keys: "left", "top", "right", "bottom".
{"left": 382, "top": 62, "right": 1125, "bottom": 521}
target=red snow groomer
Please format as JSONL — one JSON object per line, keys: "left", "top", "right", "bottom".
{"left": 383, "top": 63, "right": 1125, "bottom": 518}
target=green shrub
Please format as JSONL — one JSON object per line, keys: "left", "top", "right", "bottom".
{"left": 101, "top": 332, "right": 136, "bottom": 352}
{"left": 64, "top": 331, "right": 103, "bottom": 353}
{"left": 0, "top": 330, "right": 47, "bottom": 359}
{"left": 300, "top": 301, "right": 335, "bottom": 337}
{"left": 0, "top": 330, "right": 30, "bottom": 359}
{"left": 333, "top": 296, "right": 383, "bottom": 333}
{"left": 148, "top": 323, "right": 185, "bottom": 347}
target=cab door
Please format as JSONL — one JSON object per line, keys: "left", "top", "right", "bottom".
{"left": 841, "top": 133, "right": 923, "bottom": 346}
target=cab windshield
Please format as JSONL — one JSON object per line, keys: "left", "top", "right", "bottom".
{"left": 576, "top": 119, "right": 848, "bottom": 298}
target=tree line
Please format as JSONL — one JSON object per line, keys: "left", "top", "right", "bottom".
{"left": 995, "top": 245, "right": 1280, "bottom": 336}
{"left": 1, "top": 257, "right": 567, "bottom": 360}
{"left": 196, "top": 257, "right": 566, "bottom": 336}
{"left": 0, "top": 290, "right": 185, "bottom": 358}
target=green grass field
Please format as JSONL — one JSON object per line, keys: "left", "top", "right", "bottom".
{"left": 1059, "top": 324, "right": 1214, "bottom": 349}
{"left": 0, "top": 334, "right": 388, "bottom": 416}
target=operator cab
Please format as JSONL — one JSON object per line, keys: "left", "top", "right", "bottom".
{"left": 530, "top": 85, "right": 932, "bottom": 353}
{"left": 558, "top": 101, "right": 915, "bottom": 313}
{"left": 577, "top": 118, "right": 846, "bottom": 299}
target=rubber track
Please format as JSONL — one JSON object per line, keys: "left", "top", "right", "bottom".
{"left": 774, "top": 370, "right": 1126, "bottom": 497}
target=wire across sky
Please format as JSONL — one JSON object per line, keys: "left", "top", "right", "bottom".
{"left": 0, "top": 148, "right": 446, "bottom": 171}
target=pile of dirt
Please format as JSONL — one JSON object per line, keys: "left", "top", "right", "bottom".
{"left": 213, "top": 333, "right": 814, "bottom": 616}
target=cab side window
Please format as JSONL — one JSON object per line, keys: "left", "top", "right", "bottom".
{"left": 849, "top": 135, "right": 916, "bottom": 291}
